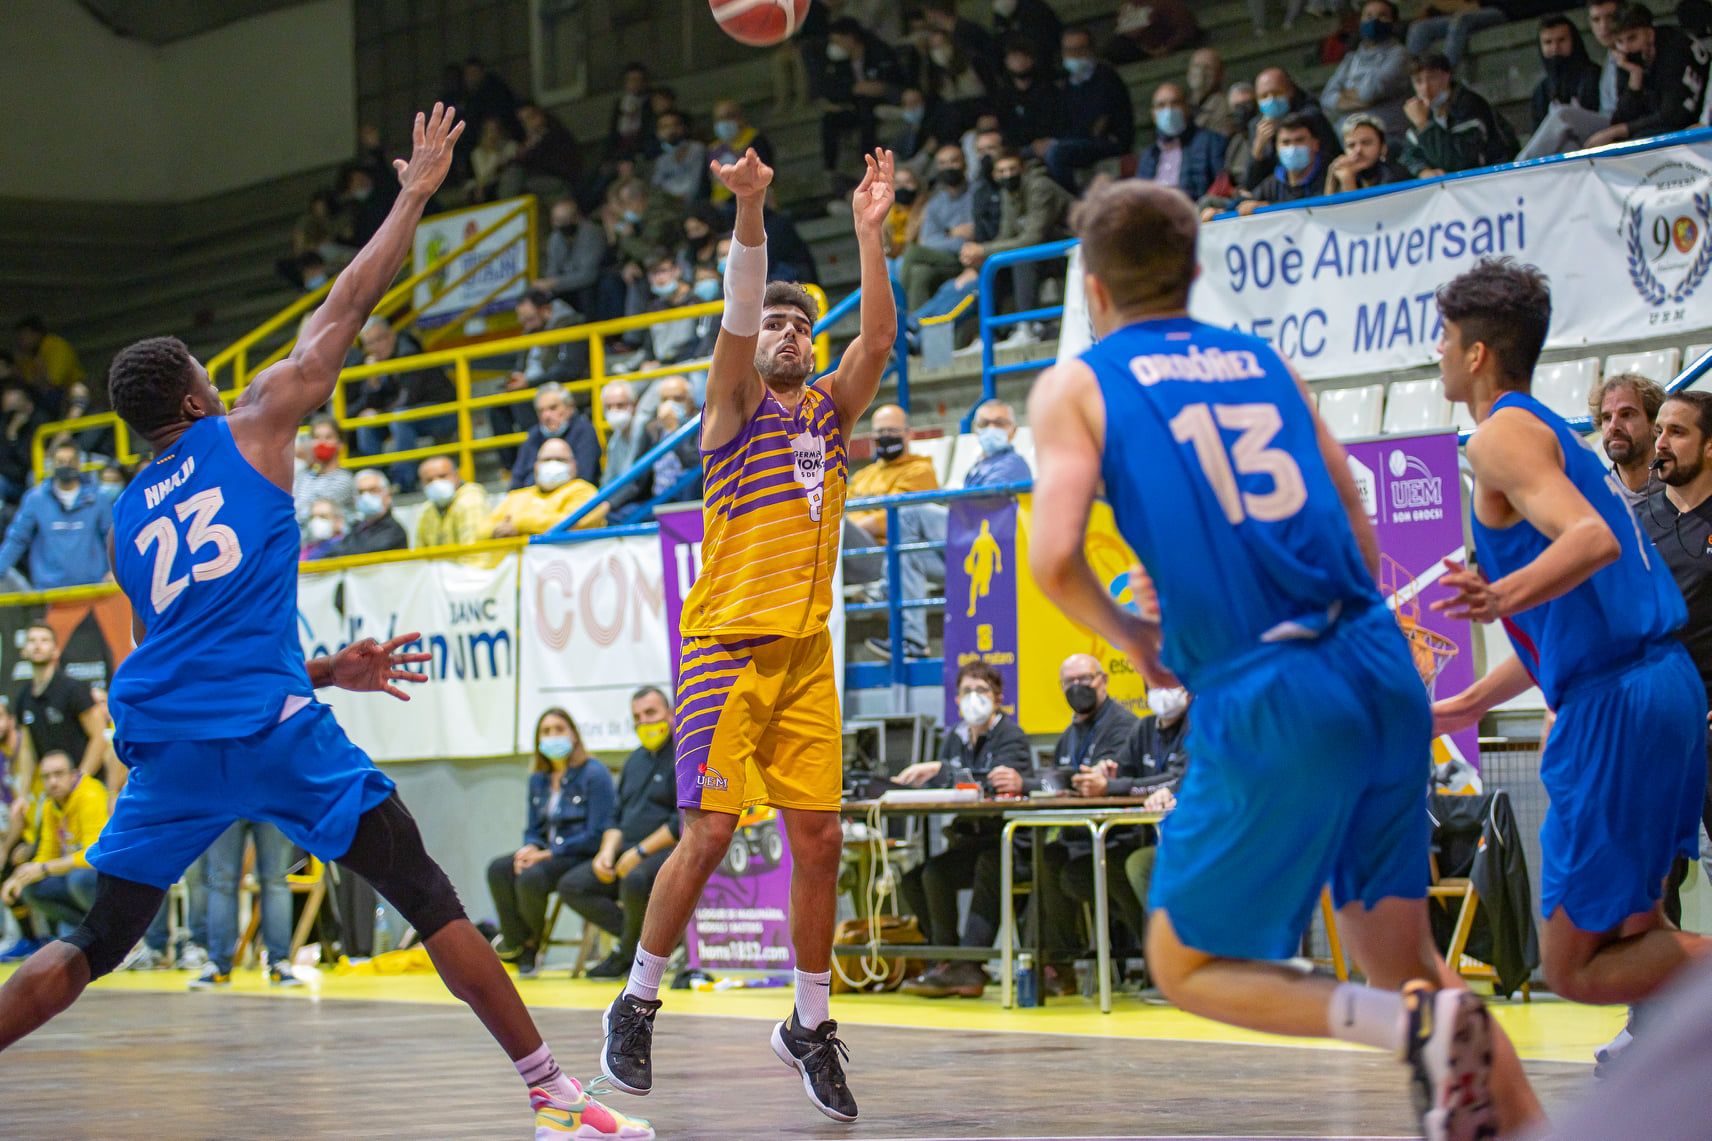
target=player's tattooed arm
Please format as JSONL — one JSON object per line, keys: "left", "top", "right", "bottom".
{"left": 308, "top": 633, "right": 433, "bottom": 701}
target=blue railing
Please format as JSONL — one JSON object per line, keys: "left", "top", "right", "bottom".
{"left": 971, "top": 238, "right": 1075, "bottom": 431}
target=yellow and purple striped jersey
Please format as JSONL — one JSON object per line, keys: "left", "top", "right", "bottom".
{"left": 680, "top": 385, "right": 847, "bottom": 639}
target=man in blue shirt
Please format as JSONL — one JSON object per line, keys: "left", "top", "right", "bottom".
{"left": 963, "top": 398, "right": 1032, "bottom": 488}
{"left": 899, "top": 145, "right": 976, "bottom": 310}
{"left": 0, "top": 441, "right": 111, "bottom": 591}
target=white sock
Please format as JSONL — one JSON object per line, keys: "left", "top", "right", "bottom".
{"left": 624, "top": 946, "right": 670, "bottom": 1002}
{"left": 1326, "top": 982, "right": 1406, "bottom": 1054}
{"left": 515, "top": 1042, "right": 582, "bottom": 1104}
{"left": 794, "top": 967, "right": 832, "bottom": 1028}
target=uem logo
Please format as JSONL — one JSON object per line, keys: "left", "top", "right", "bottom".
{"left": 1387, "top": 449, "right": 1443, "bottom": 510}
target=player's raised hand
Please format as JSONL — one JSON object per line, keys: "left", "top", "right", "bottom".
{"left": 393, "top": 103, "right": 466, "bottom": 199}
{"left": 709, "top": 148, "right": 774, "bottom": 202}
{"left": 850, "top": 148, "right": 896, "bottom": 235}
{"left": 1431, "top": 557, "right": 1502, "bottom": 623}
{"left": 329, "top": 632, "right": 433, "bottom": 701}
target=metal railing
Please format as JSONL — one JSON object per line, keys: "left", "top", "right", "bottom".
{"left": 972, "top": 239, "right": 1074, "bottom": 431}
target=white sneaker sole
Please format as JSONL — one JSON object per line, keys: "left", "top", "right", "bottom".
{"left": 1419, "top": 989, "right": 1497, "bottom": 1141}
{"left": 599, "top": 1002, "right": 651, "bottom": 1097}
{"left": 534, "top": 1118, "right": 655, "bottom": 1141}
{"left": 770, "top": 1022, "right": 858, "bottom": 1123}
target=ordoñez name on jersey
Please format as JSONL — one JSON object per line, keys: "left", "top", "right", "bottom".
{"left": 1129, "top": 346, "right": 1267, "bottom": 386}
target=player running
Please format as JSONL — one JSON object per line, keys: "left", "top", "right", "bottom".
{"left": 597, "top": 147, "right": 895, "bottom": 1124}
{"left": 1431, "top": 258, "right": 1711, "bottom": 1011}
{"left": 1026, "top": 182, "right": 1542, "bottom": 1139}
{"left": 0, "top": 105, "right": 650, "bottom": 1141}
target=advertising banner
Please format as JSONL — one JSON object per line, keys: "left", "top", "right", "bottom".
{"left": 412, "top": 194, "right": 533, "bottom": 333}
{"left": 0, "top": 593, "right": 133, "bottom": 698}
{"left": 517, "top": 540, "right": 668, "bottom": 754}
{"left": 687, "top": 807, "right": 794, "bottom": 972}
{"left": 1059, "top": 133, "right": 1712, "bottom": 380}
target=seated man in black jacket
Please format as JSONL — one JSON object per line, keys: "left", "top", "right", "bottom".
{"left": 509, "top": 381, "right": 602, "bottom": 491}
{"left": 351, "top": 318, "right": 456, "bottom": 493}
{"left": 324, "top": 468, "right": 409, "bottom": 557}
{"left": 896, "top": 661, "right": 1038, "bottom": 999}
{"left": 1397, "top": 53, "right": 1518, "bottom": 178}
{"left": 1586, "top": 4, "right": 1710, "bottom": 148}
{"left": 1115, "top": 688, "right": 1193, "bottom": 936}
{"left": 556, "top": 687, "right": 680, "bottom": 979}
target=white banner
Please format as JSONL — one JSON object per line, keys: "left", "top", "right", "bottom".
{"left": 517, "top": 540, "right": 670, "bottom": 753}
{"left": 296, "top": 556, "right": 520, "bottom": 761}
{"left": 1059, "top": 134, "right": 1712, "bottom": 380}
{"left": 412, "top": 194, "right": 532, "bottom": 331}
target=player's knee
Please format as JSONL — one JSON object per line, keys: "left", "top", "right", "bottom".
{"left": 62, "top": 875, "right": 165, "bottom": 980}
{"left": 341, "top": 796, "right": 466, "bottom": 941}
{"left": 681, "top": 811, "right": 738, "bottom": 861}
{"left": 1540, "top": 951, "right": 1598, "bottom": 1003}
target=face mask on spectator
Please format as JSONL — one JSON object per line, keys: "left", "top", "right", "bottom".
{"left": 993, "top": 0, "right": 1018, "bottom": 16}
{"left": 1359, "top": 18, "right": 1393, "bottom": 42}
{"left": 657, "top": 128, "right": 682, "bottom": 147}
{"left": 826, "top": 42, "right": 851, "bottom": 62}
{"left": 1231, "top": 100, "right": 1258, "bottom": 127}
{"left": 1064, "top": 683, "right": 1099, "bottom": 715}
{"left": 536, "top": 459, "right": 572, "bottom": 490}
{"left": 902, "top": 106, "right": 925, "bottom": 126}
{"left": 1624, "top": 49, "right": 1647, "bottom": 66}
{"left": 895, "top": 185, "right": 919, "bottom": 205}
{"left": 651, "top": 278, "right": 680, "bottom": 299}
{"left": 713, "top": 118, "right": 740, "bottom": 143}
{"left": 717, "top": 257, "right": 728, "bottom": 273}
{"left": 693, "top": 278, "right": 721, "bottom": 302}
{"left": 637, "top": 720, "right": 672, "bottom": 752}
{"left": 538, "top": 734, "right": 574, "bottom": 761}
{"left": 99, "top": 479, "right": 123, "bottom": 500}
{"left": 1147, "top": 686, "right": 1189, "bottom": 723}
{"left": 312, "top": 440, "right": 339, "bottom": 464}
{"left": 1259, "top": 95, "right": 1290, "bottom": 120}
{"left": 659, "top": 399, "right": 691, "bottom": 421}
{"left": 1153, "top": 107, "right": 1187, "bottom": 138}
{"left": 425, "top": 478, "right": 457, "bottom": 508}
{"left": 998, "top": 174, "right": 1022, "bottom": 194}
{"left": 976, "top": 426, "right": 1010, "bottom": 455}
{"left": 606, "top": 407, "right": 634, "bottom": 431}
{"left": 936, "top": 167, "right": 966, "bottom": 189}
{"left": 307, "top": 516, "right": 337, "bottom": 542}
{"left": 1064, "top": 57, "right": 1095, "bottom": 82}
{"left": 930, "top": 46, "right": 955, "bottom": 67}
{"left": 959, "top": 690, "right": 995, "bottom": 725}
{"left": 1277, "top": 144, "right": 1313, "bottom": 173}
{"left": 52, "top": 464, "right": 79, "bottom": 487}
{"left": 874, "top": 433, "right": 906, "bottom": 460}
{"left": 622, "top": 209, "right": 643, "bottom": 225}
{"left": 304, "top": 272, "right": 328, "bottom": 290}
{"left": 355, "top": 491, "right": 384, "bottom": 520}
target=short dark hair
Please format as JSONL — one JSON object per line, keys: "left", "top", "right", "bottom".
{"left": 956, "top": 660, "right": 1005, "bottom": 699}
{"left": 1276, "top": 112, "right": 1317, "bottom": 138}
{"left": 109, "top": 336, "right": 196, "bottom": 436}
{"left": 38, "top": 749, "right": 73, "bottom": 772}
{"left": 309, "top": 412, "right": 343, "bottom": 441}
{"left": 1434, "top": 257, "right": 1552, "bottom": 387}
{"left": 1539, "top": 14, "right": 1576, "bottom": 33}
{"left": 14, "top": 315, "right": 44, "bottom": 334}
{"left": 1666, "top": 390, "right": 1712, "bottom": 439}
{"left": 828, "top": 15, "right": 864, "bottom": 37}
{"left": 521, "top": 288, "right": 555, "bottom": 308}
{"left": 631, "top": 685, "right": 669, "bottom": 706}
{"left": 26, "top": 621, "right": 57, "bottom": 641}
{"left": 1073, "top": 180, "right": 1198, "bottom": 312}
{"left": 1617, "top": 2, "right": 1653, "bottom": 29}
{"left": 995, "top": 146, "right": 1024, "bottom": 163}
{"left": 1365, "top": 0, "right": 1400, "bottom": 18}
{"left": 763, "top": 280, "right": 820, "bottom": 324}
{"left": 647, "top": 248, "right": 678, "bottom": 271}
{"left": 1409, "top": 50, "right": 1453, "bottom": 76}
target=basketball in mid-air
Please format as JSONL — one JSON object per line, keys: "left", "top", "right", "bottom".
{"left": 710, "top": 0, "right": 811, "bottom": 47}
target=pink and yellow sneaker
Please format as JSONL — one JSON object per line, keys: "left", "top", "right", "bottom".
{"left": 530, "top": 1085, "right": 655, "bottom": 1140}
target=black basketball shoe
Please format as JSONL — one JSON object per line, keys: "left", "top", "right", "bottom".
{"left": 600, "top": 992, "right": 661, "bottom": 1096}
{"left": 770, "top": 1009, "right": 858, "bottom": 1122}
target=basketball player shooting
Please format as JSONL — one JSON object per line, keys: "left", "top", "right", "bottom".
{"left": 599, "top": 146, "right": 896, "bottom": 1125}
{"left": 0, "top": 105, "right": 651, "bottom": 1141}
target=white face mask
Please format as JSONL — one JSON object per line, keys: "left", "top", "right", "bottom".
{"left": 606, "top": 407, "right": 634, "bottom": 431}
{"left": 826, "top": 42, "right": 851, "bottom": 62}
{"left": 536, "top": 459, "right": 572, "bottom": 491}
{"left": 355, "top": 491, "right": 385, "bottom": 520}
{"left": 959, "top": 691, "right": 996, "bottom": 726}
{"left": 425, "top": 478, "right": 457, "bottom": 508}
{"left": 994, "top": 0, "right": 1018, "bottom": 15}
{"left": 307, "top": 516, "right": 337, "bottom": 542}
{"left": 930, "top": 46, "right": 955, "bottom": 67}
{"left": 1147, "top": 686, "right": 1190, "bottom": 724}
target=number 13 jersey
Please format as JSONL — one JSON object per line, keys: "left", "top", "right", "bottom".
{"left": 110, "top": 415, "right": 313, "bottom": 742}
{"left": 1087, "top": 316, "right": 1380, "bottom": 691}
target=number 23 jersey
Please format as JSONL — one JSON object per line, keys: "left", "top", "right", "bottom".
{"left": 1086, "top": 316, "right": 1380, "bottom": 692}
{"left": 110, "top": 415, "right": 314, "bottom": 742}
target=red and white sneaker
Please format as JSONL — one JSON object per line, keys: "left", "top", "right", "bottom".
{"left": 1401, "top": 981, "right": 1498, "bottom": 1141}
{"left": 530, "top": 1083, "right": 655, "bottom": 1140}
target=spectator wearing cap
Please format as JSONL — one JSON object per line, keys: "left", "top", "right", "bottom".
{"left": 1040, "top": 29, "right": 1136, "bottom": 191}
{"left": 1397, "top": 52, "right": 1518, "bottom": 178}
{"left": 1136, "top": 83, "right": 1228, "bottom": 204}
{"left": 1326, "top": 113, "right": 1411, "bottom": 195}
{"left": 1584, "top": 3, "right": 1711, "bottom": 148}
{"left": 1321, "top": 0, "right": 1413, "bottom": 143}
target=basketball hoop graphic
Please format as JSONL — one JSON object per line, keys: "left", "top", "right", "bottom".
{"left": 1382, "top": 554, "right": 1458, "bottom": 693}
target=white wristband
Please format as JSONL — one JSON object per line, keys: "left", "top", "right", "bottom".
{"left": 720, "top": 236, "right": 768, "bottom": 337}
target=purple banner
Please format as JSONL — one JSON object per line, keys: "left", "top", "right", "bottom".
{"left": 1344, "top": 433, "right": 1480, "bottom": 770}
{"left": 656, "top": 504, "right": 704, "bottom": 684}
{"left": 941, "top": 497, "right": 1021, "bottom": 726}
{"left": 687, "top": 809, "right": 795, "bottom": 971}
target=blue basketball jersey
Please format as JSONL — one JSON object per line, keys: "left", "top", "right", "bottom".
{"left": 1086, "top": 316, "right": 1381, "bottom": 691}
{"left": 109, "top": 416, "right": 313, "bottom": 742}
{"left": 1471, "top": 391, "right": 1685, "bottom": 706}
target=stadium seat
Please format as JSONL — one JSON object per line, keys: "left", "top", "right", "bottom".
{"left": 912, "top": 435, "right": 956, "bottom": 486}
{"left": 945, "top": 432, "right": 983, "bottom": 489}
{"left": 1381, "top": 379, "right": 1453, "bottom": 434}
{"left": 1603, "top": 347, "right": 1682, "bottom": 385}
{"left": 1316, "top": 385, "right": 1385, "bottom": 441}
{"left": 1531, "top": 358, "right": 1600, "bottom": 420}
{"left": 1686, "top": 343, "right": 1712, "bottom": 373}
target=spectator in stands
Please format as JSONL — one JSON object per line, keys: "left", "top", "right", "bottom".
{"left": 898, "top": 661, "right": 1036, "bottom": 998}
{"left": 1529, "top": 16, "right": 1605, "bottom": 132}
{"left": 487, "top": 708, "right": 614, "bottom": 977}
{"left": 0, "top": 382, "right": 50, "bottom": 505}
{"left": 649, "top": 111, "right": 707, "bottom": 203}
{"left": 1321, "top": 0, "right": 1414, "bottom": 142}
{"left": 1042, "top": 29, "right": 1137, "bottom": 191}
{"left": 900, "top": 146, "right": 978, "bottom": 310}
{"left": 494, "top": 290, "right": 592, "bottom": 467}
{"left": 1398, "top": 52, "right": 1519, "bottom": 177}
{"left": 611, "top": 376, "right": 703, "bottom": 521}
{"left": 962, "top": 149, "right": 1074, "bottom": 338}
{"left": 353, "top": 318, "right": 456, "bottom": 493}
{"left": 846, "top": 405, "right": 941, "bottom": 550}
{"left": 882, "top": 166, "right": 926, "bottom": 268}
{"left": 607, "top": 63, "right": 656, "bottom": 164}
{"left": 922, "top": 30, "right": 994, "bottom": 143}
{"left": 1326, "top": 112, "right": 1412, "bottom": 193}
{"left": 965, "top": 399, "right": 1033, "bottom": 487}
{"left": 1584, "top": 3, "right": 1711, "bottom": 147}
{"left": 599, "top": 177, "right": 685, "bottom": 319}
{"left": 502, "top": 103, "right": 581, "bottom": 200}
{"left": 678, "top": 206, "right": 723, "bottom": 278}
{"left": 1243, "top": 68, "right": 1342, "bottom": 194}
{"left": 510, "top": 381, "right": 602, "bottom": 492}
{"left": 623, "top": 253, "right": 714, "bottom": 373}
{"left": 1105, "top": 0, "right": 1203, "bottom": 62}
{"left": 997, "top": 40, "right": 1063, "bottom": 151}
{"left": 1237, "top": 113, "right": 1330, "bottom": 213}
{"left": 96, "top": 463, "right": 126, "bottom": 500}
{"left": 195, "top": 818, "right": 302, "bottom": 988}
{"left": 292, "top": 189, "right": 353, "bottom": 265}
{"left": 534, "top": 197, "right": 607, "bottom": 316}
{"left": 414, "top": 455, "right": 490, "bottom": 548}
{"left": 555, "top": 687, "right": 680, "bottom": 980}
{"left": 339, "top": 165, "right": 390, "bottom": 247}
{"left": 461, "top": 57, "right": 522, "bottom": 139}
{"left": 707, "top": 101, "right": 775, "bottom": 208}
{"left": 922, "top": 0, "right": 1000, "bottom": 74}
{"left": 324, "top": 469, "right": 408, "bottom": 557}
{"left": 1, "top": 751, "right": 105, "bottom": 937}
{"left": 1518, "top": 1, "right": 1624, "bottom": 157}
{"left": 884, "top": 88, "right": 936, "bottom": 171}
{"left": 1407, "top": 0, "right": 1510, "bottom": 68}
{"left": 1137, "top": 83, "right": 1229, "bottom": 204}
{"left": 300, "top": 497, "right": 347, "bottom": 561}
{"left": 761, "top": 189, "right": 820, "bottom": 283}
{"left": 0, "top": 441, "right": 110, "bottom": 591}
{"left": 13, "top": 317, "right": 85, "bottom": 413}
{"left": 968, "top": 125, "right": 1008, "bottom": 245}
{"left": 485, "top": 437, "right": 607, "bottom": 538}
{"left": 1116, "top": 690, "right": 1193, "bottom": 941}
{"left": 598, "top": 382, "right": 649, "bottom": 494}
{"left": 1590, "top": 372, "right": 1666, "bottom": 505}
{"left": 13, "top": 623, "right": 107, "bottom": 782}
{"left": 821, "top": 17, "right": 904, "bottom": 182}
{"left": 293, "top": 416, "right": 356, "bottom": 527}
{"left": 1188, "top": 48, "right": 1239, "bottom": 139}
{"left": 994, "top": 0, "right": 1064, "bottom": 70}
{"left": 461, "top": 116, "right": 519, "bottom": 204}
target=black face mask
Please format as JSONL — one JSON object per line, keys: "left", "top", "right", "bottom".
{"left": 998, "top": 174, "right": 1023, "bottom": 194}
{"left": 1624, "top": 49, "right": 1648, "bottom": 66}
{"left": 979, "top": 154, "right": 996, "bottom": 180}
{"left": 874, "top": 434, "right": 906, "bottom": 460}
{"left": 894, "top": 186, "right": 919, "bottom": 205}
{"left": 1064, "top": 684, "right": 1099, "bottom": 715}
{"left": 1541, "top": 55, "right": 1572, "bottom": 81}
{"left": 937, "top": 168, "right": 967, "bottom": 189}
{"left": 1231, "top": 102, "right": 1258, "bottom": 128}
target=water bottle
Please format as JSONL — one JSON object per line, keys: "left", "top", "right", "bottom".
{"left": 1015, "top": 952, "right": 1038, "bottom": 1008}
{"left": 373, "top": 905, "right": 393, "bottom": 955}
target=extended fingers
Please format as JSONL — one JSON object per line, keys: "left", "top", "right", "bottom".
{"left": 378, "top": 632, "right": 423, "bottom": 653}
{"left": 388, "top": 668, "right": 429, "bottom": 683}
